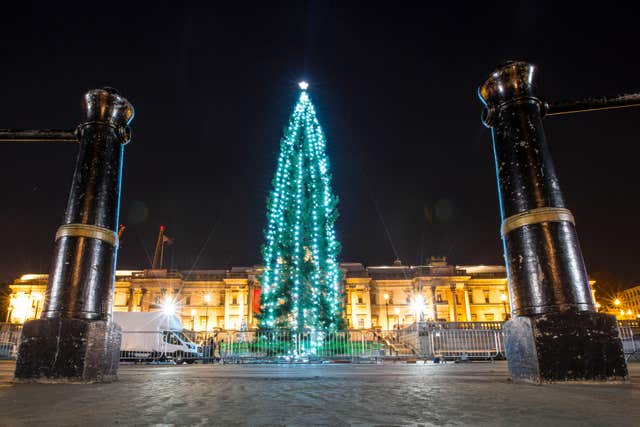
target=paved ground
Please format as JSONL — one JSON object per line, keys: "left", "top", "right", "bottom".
{"left": 0, "top": 360, "right": 638, "bottom": 426}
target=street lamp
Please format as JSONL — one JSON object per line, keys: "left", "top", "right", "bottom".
{"left": 501, "top": 293, "right": 508, "bottom": 320}
{"left": 191, "top": 309, "right": 197, "bottom": 331}
{"left": 614, "top": 298, "right": 621, "bottom": 307}
{"left": 383, "top": 293, "right": 390, "bottom": 330}
{"left": 204, "top": 293, "right": 211, "bottom": 332}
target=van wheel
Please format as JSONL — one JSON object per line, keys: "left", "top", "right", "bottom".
{"left": 174, "top": 351, "right": 185, "bottom": 364}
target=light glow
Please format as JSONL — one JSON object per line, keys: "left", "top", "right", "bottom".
{"left": 162, "top": 297, "right": 176, "bottom": 316}
{"left": 298, "top": 81, "right": 309, "bottom": 90}
{"left": 411, "top": 295, "right": 426, "bottom": 320}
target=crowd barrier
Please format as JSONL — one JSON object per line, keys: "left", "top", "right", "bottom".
{"left": 428, "top": 328, "right": 504, "bottom": 361}
{"left": 0, "top": 324, "right": 22, "bottom": 359}
{"left": 1, "top": 321, "right": 638, "bottom": 364}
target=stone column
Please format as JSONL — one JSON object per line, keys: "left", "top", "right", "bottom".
{"left": 463, "top": 287, "right": 472, "bottom": 321}
{"left": 364, "top": 287, "right": 372, "bottom": 329}
{"left": 429, "top": 285, "right": 437, "bottom": 321}
{"left": 449, "top": 285, "right": 457, "bottom": 322}
{"left": 127, "top": 288, "right": 134, "bottom": 312}
{"left": 15, "top": 88, "right": 133, "bottom": 383}
{"left": 479, "top": 61, "right": 627, "bottom": 383}
{"left": 247, "top": 281, "right": 254, "bottom": 327}
{"left": 139, "top": 288, "right": 148, "bottom": 311}
{"left": 224, "top": 288, "right": 231, "bottom": 329}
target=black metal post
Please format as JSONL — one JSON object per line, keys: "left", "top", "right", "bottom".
{"left": 14, "top": 88, "right": 134, "bottom": 383}
{"left": 479, "top": 61, "right": 628, "bottom": 383}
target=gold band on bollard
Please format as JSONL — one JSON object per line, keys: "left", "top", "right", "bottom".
{"left": 501, "top": 207, "right": 575, "bottom": 236}
{"left": 55, "top": 223, "right": 119, "bottom": 247}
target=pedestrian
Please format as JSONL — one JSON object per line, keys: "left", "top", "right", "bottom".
{"left": 208, "top": 336, "right": 216, "bottom": 364}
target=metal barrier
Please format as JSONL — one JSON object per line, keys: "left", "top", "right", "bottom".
{"left": 429, "top": 328, "right": 504, "bottom": 361}
{"left": 0, "top": 323, "right": 22, "bottom": 359}
{"left": 619, "top": 321, "right": 640, "bottom": 362}
{"left": 208, "top": 330, "right": 386, "bottom": 363}
{"left": 3, "top": 320, "right": 637, "bottom": 364}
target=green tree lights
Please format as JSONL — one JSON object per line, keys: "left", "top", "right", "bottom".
{"left": 259, "top": 83, "right": 344, "bottom": 332}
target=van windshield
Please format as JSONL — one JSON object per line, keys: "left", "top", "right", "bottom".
{"left": 173, "top": 331, "right": 192, "bottom": 344}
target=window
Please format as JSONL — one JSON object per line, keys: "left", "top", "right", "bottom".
{"left": 436, "top": 293, "right": 447, "bottom": 303}
{"left": 114, "top": 292, "right": 128, "bottom": 306}
{"left": 200, "top": 316, "right": 208, "bottom": 330}
{"left": 483, "top": 290, "right": 490, "bottom": 304}
{"left": 162, "top": 331, "right": 180, "bottom": 345}
{"left": 358, "top": 318, "right": 365, "bottom": 329}
{"left": 484, "top": 313, "right": 495, "bottom": 321}
{"left": 232, "top": 294, "right": 238, "bottom": 305}
{"left": 471, "top": 314, "right": 478, "bottom": 321}
{"left": 184, "top": 295, "right": 191, "bottom": 305}
{"left": 219, "top": 293, "right": 225, "bottom": 306}
{"left": 357, "top": 295, "right": 364, "bottom": 305}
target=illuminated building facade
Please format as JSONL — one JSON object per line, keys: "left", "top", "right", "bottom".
{"left": 6, "top": 257, "right": 599, "bottom": 330}
{"left": 620, "top": 285, "right": 640, "bottom": 320}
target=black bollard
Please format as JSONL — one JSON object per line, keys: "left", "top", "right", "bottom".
{"left": 14, "top": 88, "right": 134, "bottom": 383}
{"left": 479, "top": 62, "right": 628, "bottom": 383}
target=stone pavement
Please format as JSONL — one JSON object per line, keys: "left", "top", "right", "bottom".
{"left": 0, "top": 360, "right": 638, "bottom": 426}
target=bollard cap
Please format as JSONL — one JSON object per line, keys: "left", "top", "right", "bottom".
{"left": 478, "top": 61, "right": 539, "bottom": 108}
{"left": 82, "top": 88, "right": 135, "bottom": 128}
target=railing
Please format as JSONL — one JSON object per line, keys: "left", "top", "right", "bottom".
{"left": 429, "top": 329, "right": 504, "bottom": 361}
{"left": 0, "top": 323, "right": 22, "bottom": 359}
{"left": 204, "top": 330, "right": 386, "bottom": 363}
{"left": 2, "top": 320, "right": 638, "bottom": 363}
{"left": 618, "top": 321, "right": 640, "bottom": 361}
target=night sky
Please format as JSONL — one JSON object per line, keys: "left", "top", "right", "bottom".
{"left": 1, "top": 2, "right": 639, "bottom": 293}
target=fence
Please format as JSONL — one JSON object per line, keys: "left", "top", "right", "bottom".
{"left": 0, "top": 323, "right": 22, "bottom": 359}
{"left": 428, "top": 328, "right": 504, "bottom": 360}
{"left": 201, "top": 330, "right": 386, "bottom": 363}
{"left": 619, "top": 320, "right": 640, "bottom": 361}
{"left": 1, "top": 321, "right": 638, "bottom": 364}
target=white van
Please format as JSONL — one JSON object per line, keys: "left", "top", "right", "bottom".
{"left": 113, "top": 312, "right": 201, "bottom": 363}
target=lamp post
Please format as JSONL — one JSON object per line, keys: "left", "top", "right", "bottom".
{"left": 191, "top": 309, "right": 197, "bottom": 331}
{"left": 501, "top": 293, "right": 508, "bottom": 320}
{"left": 204, "top": 293, "right": 211, "bottom": 334}
{"left": 394, "top": 307, "right": 400, "bottom": 329}
{"left": 383, "top": 293, "right": 390, "bottom": 330}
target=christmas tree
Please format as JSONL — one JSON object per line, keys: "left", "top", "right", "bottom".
{"left": 259, "top": 82, "right": 344, "bottom": 332}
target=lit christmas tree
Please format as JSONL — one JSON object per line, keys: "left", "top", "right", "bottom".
{"left": 259, "top": 82, "right": 344, "bottom": 332}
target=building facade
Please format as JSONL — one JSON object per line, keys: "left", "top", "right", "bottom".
{"left": 620, "top": 285, "right": 640, "bottom": 320}
{"left": 5, "top": 257, "right": 599, "bottom": 329}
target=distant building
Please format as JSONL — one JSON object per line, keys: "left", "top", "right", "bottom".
{"left": 6, "top": 256, "right": 599, "bottom": 330}
{"left": 620, "top": 285, "right": 640, "bottom": 320}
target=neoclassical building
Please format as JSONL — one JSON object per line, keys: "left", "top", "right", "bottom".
{"left": 5, "top": 257, "right": 599, "bottom": 330}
